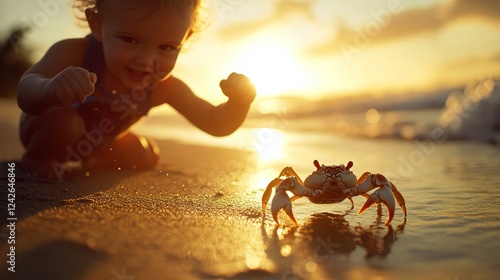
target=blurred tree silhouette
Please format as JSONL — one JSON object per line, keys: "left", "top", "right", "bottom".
{"left": 0, "top": 27, "right": 33, "bottom": 98}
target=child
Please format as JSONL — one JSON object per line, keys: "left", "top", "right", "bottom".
{"left": 17, "top": 0, "right": 256, "bottom": 180}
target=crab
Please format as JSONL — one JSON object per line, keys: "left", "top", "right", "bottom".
{"left": 262, "top": 160, "right": 407, "bottom": 226}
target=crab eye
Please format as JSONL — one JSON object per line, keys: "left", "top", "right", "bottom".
{"left": 313, "top": 160, "right": 321, "bottom": 171}
{"left": 346, "top": 161, "right": 353, "bottom": 170}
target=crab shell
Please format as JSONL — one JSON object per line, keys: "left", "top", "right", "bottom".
{"left": 303, "top": 160, "right": 358, "bottom": 203}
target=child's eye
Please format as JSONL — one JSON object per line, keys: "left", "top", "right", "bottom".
{"left": 159, "top": 44, "right": 179, "bottom": 52}
{"left": 120, "top": 36, "right": 137, "bottom": 44}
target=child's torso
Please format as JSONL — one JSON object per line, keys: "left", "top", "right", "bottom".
{"left": 74, "top": 35, "right": 153, "bottom": 137}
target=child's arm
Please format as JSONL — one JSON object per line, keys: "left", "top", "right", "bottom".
{"left": 17, "top": 39, "right": 96, "bottom": 115}
{"left": 158, "top": 73, "right": 256, "bottom": 136}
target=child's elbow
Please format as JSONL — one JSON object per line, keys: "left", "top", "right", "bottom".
{"left": 16, "top": 90, "right": 32, "bottom": 115}
{"left": 17, "top": 92, "right": 41, "bottom": 116}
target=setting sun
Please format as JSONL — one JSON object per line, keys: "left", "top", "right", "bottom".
{"left": 229, "top": 40, "right": 312, "bottom": 97}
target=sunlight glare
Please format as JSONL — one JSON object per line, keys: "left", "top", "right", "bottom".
{"left": 254, "top": 128, "right": 284, "bottom": 161}
{"left": 280, "top": 244, "right": 292, "bottom": 257}
{"left": 245, "top": 254, "right": 261, "bottom": 270}
{"left": 365, "top": 108, "right": 380, "bottom": 124}
{"left": 250, "top": 172, "right": 279, "bottom": 199}
{"left": 230, "top": 40, "right": 312, "bottom": 97}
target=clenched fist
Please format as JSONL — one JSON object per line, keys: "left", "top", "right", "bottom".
{"left": 219, "top": 72, "right": 256, "bottom": 105}
{"left": 45, "top": 66, "right": 97, "bottom": 107}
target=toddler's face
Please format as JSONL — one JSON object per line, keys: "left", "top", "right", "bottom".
{"left": 93, "top": 1, "right": 192, "bottom": 90}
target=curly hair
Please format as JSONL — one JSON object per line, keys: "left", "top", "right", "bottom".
{"left": 72, "top": 0, "right": 207, "bottom": 34}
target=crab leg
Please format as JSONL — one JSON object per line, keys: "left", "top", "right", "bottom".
{"left": 262, "top": 178, "right": 283, "bottom": 214}
{"left": 279, "top": 166, "right": 305, "bottom": 185}
{"left": 390, "top": 182, "right": 407, "bottom": 218}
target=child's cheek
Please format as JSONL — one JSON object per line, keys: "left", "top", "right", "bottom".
{"left": 104, "top": 47, "right": 126, "bottom": 73}
{"left": 147, "top": 57, "right": 175, "bottom": 83}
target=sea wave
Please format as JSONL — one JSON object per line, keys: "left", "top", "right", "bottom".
{"left": 249, "top": 79, "right": 499, "bottom": 144}
{"left": 366, "top": 79, "right": 500, "bottom": 144}
{"left": 437, "top": 79, "right": 499, "bottom": 142}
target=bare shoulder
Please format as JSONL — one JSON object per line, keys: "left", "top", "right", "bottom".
{"left": 27, "top": 38, "right": 87, "bottom": 77}
{"left": 150, "top": 75, "right": 196, "bottom": 107}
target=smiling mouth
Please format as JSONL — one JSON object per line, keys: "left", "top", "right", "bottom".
{"left": 127, "top": 68, "right": 150, "bottom": 80}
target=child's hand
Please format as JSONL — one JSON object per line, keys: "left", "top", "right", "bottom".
{"left": 219, "top": 72, "right": 256, "bottom": 105}
{"left": 45, "top": 66, "right": 97, "bottom": 107}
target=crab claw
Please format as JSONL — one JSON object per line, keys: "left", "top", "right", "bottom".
{"left": 358, "top": 185, "right": 396, "bottom": 225}
{"left": 271, "top": 189, "right": 297, "bottom": 225}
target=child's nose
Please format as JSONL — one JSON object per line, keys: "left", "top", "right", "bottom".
{"left": 135, "top": 50, "right": 155, "bottom": 68}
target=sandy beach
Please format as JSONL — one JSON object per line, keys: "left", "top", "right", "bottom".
{"left": 0, "top": 99, "right": 270, "bottom": 280}
{"left": 0, "top": 140, "right": 268, "bottom": 280}
{"left": 1, "top": 98, "right": 500, "bottom": 280}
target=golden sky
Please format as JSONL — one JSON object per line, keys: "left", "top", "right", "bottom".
{"left": 2, "top": 0, "right": 500, "bottom": 102}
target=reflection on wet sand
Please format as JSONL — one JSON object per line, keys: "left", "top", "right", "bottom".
{"left": 355, "top": 215, "right": 406, "bottom": 259}
{"left": 262, "top": 211, "right": 406, "bottom": 279}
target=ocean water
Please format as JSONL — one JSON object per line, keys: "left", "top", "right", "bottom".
{"left": 134, "top": 79, "right": 500, "bottom": 279}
